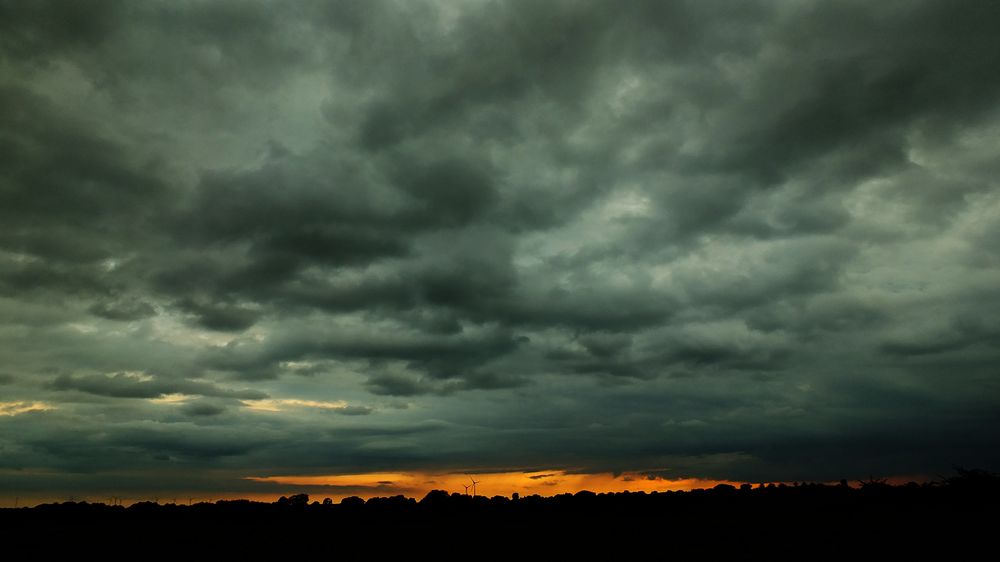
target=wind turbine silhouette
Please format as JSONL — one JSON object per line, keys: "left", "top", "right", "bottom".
{"left": 462, "top": 484, "right": 470, "bottom": 495}
{"left": 469, "top": 476, "right": 480, "bottom": 498}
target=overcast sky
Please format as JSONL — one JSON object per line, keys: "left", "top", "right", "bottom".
{"left": 2, "top": 0, "right": 1000, "bottom": 503}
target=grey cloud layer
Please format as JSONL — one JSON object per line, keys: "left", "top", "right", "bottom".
{"left": 2, "top": 0, "right": 999, "bottom": 497}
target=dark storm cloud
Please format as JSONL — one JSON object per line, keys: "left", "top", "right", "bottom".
{"left": 0, "top": 98, "right": 160, "bottom": 282}
{"left": 87, "top": 297, "right": 157, "bottom": 321}
{"left": 333, "top": 405, "right": 373, "bottom": 416}
{"left": 197, "top": 319, "right": 524, "bottom": 387}
{"left": 0, "top": 0, "right": 124, "bottom": 61}
{"left": 172, "top": 298, "right": 261, "bottom": 332}
{"left": 1, "top": 0, "right": 999, "bottom": 500}
{"left": 50, "top": 373, "right": 268, "bottom": 400}
{"left": 364, "top": 369, "right": 527, "bottom": 397}
{"left": 181, "top": 401, "right": 228, "bottom": 418}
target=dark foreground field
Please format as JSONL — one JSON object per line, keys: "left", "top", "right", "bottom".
{"left": 4, "top": 469, "right": 997, "bottom": 553}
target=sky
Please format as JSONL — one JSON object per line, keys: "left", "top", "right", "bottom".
{"left": 2, "top": 0, "right": 1000, "bottom": 505}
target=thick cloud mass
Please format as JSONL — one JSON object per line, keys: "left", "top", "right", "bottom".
{"left": 2, "top": 0, "right": 1000, "bottom": 498}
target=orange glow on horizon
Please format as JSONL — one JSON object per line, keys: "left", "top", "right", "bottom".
{"left": 0, "top": 470, "right": 938, "bottom": 508}
{"left": 245, "top": 470, "right": 745, "bottom": 500}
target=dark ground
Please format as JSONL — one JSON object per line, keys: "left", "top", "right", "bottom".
{"left": 3, "top": 468, "right": 997, "bottom": 554}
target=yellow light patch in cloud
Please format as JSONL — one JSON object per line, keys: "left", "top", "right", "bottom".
{"left": 241, "top": 398, "right": 350, "bottom": 412}
{"left": 0, "top": 401, "right": 54, "bottom": 416}
{"left": 148, "top": 393, "right": 193, "bottom": 404}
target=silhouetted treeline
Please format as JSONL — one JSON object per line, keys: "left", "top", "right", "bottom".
{"left": 3, "top": 468, "right": 997, "bottom": 552}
